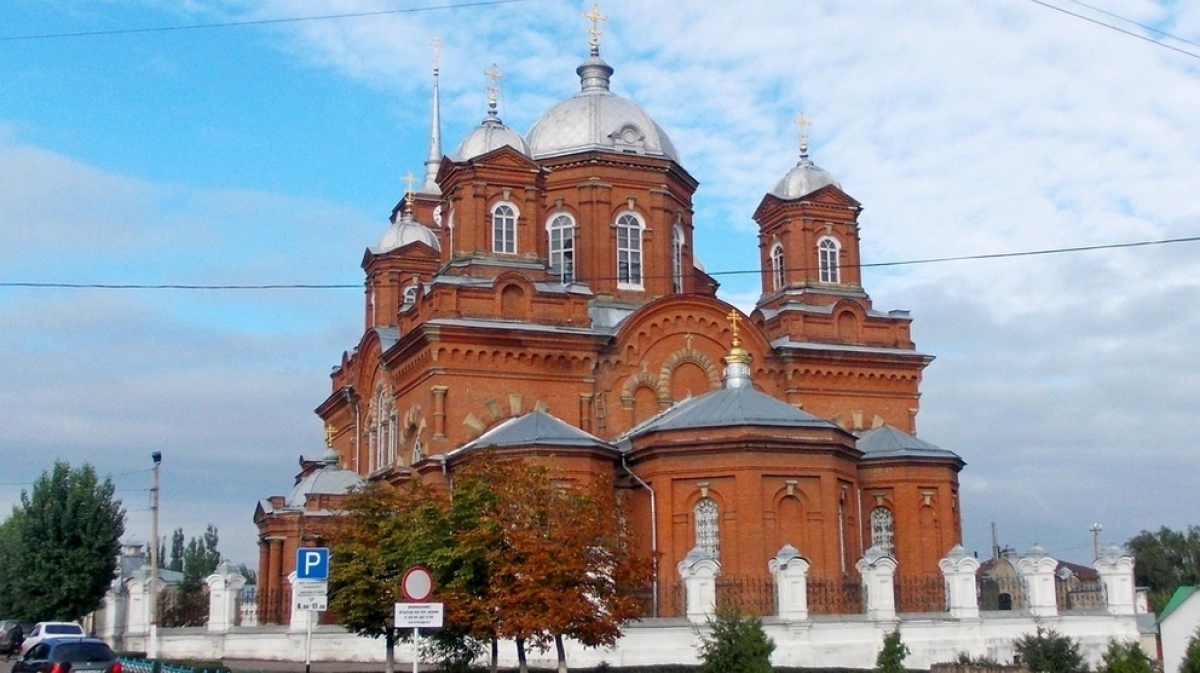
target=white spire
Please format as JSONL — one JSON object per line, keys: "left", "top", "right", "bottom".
{"left": 421, "top": 36, "right": 443, "bottom": 195}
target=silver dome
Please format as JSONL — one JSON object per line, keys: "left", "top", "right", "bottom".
{"left": 284, "top": 457, "right": 363, "bottom": 508}
{"left": 452, "top": 108, "right": 530, "bottom": 161}
{"left": 770, "top": 155, "right": 840, "bottom": 200}
{"left": 526, "top": 54, "right": 679, "bottom": 162}
{"left": 377, "top": 208, "right": 441, "bottom": 253}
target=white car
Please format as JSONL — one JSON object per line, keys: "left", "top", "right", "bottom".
{"left": 20, "top": 621, "right": 85, "bottom": 654}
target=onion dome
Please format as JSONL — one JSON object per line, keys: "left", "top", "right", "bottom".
{"left": 770, "top": 115, "right": 840, "bottom": 199}
{"left": 452, "top": 103, "right": 530, "bottom": 161}
{"left": 376, "top": 192, "right": 441, "bottom": 252}
{"left": 526, "top": 49, "right": 679, "bottom": 162}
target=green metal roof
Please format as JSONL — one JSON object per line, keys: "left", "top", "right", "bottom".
{"left": 1158, "top": 585, "right": 1198, "bottom": 623}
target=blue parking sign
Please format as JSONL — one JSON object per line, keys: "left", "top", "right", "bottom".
{"left": 296, "top": 547, "right": 330, "bottom": 580}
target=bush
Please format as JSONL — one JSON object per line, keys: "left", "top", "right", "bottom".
{"left": 874, "top": 629, "right": 909, "bottom": 673}
{"left": 1013, "top": 627, "right": 1089, "bottom": 673}
{"left": 696, "top": 603, "right": 776, "bottom": 673}
{"left": 1096, "top": 640, "right": 1154, "bottom": 673}
{"left": 951, "top": 652, "right": 1001, "bottom": 667}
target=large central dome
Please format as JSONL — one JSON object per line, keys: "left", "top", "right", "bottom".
{"left": 526, "top": 52, "right": 679, "bottom": 163}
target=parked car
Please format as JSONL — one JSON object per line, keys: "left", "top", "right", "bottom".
{"left": 14, "top": 638, "right": 121, "bottom": 673}
{"left": 19, "top": 623, "right": 86, "bottom": 655}
{"left": 1, "top": 620, "right": 35, "bottom": 655}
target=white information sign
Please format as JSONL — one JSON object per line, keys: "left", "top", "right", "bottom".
{"left": 295, "top": 594, "right": 328, "bottom": 612}
{"left": 393, "top": 602, "right": 444, "bottom": 628}
{"left": 294, "top": 580, "right": 328, "bottom": 597}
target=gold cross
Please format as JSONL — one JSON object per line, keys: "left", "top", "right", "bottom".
{"left": 431, "top": 36, "right": 442, "bottom": 73}
{"left": 726, "top": 309, "right": 743, "bottom": 346}
{"left": 483, "top": 63, "right": 503, "bottom": 106}
{"left": 584, "top": 4, "right": 607, "bottom": 50}
{"left": 403, "top": 171, "right": 416, "bottom": 207}
{"left": 794, "top": 113, "right": 811, "bottom": 156}
{"left": 324, "top": 424, "right": 337, "bottom": 447}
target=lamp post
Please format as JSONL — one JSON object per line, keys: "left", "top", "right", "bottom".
{"left": 1089, "top": 522, "right": 1103, "bottom": 560}
{"left": 149, "top": 452, "right": 162, "bottom": 661}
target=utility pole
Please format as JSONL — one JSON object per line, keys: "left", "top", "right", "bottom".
{"left": 149, "top": 451, "right": 162, "bottom": 664}
{"left": 1090, "top": 522, "right": 1103, "bottom": 560}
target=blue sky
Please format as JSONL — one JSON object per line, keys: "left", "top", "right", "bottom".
{"left": 3, "top": 0, "right": 1199, "bottom": 568}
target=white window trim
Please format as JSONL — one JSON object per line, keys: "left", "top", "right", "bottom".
{"left": 770, "top": 242, "right": 785, "bottom": 291}
{"left": 615, "top": 211, "right": 645, "bottom": 290}
{"left": 818, "top": 235, "right": 840, "bottom": 284}
{"left": 672, "top": 224, "right": 684, "bottom": 293}
{"left": 547, "top": 213, "right": 576, "bottom": 284}
{"left": 401, "top": 283, "right": 419, "bottom": 308}
{"left": 694, "top": 497, "right": 720, "bottom": 561}
{"left": 491, "top": 201, "right": 519, "bottom": 255}
{"left": 870, "top": 506, "right": 895, "bottom": 557}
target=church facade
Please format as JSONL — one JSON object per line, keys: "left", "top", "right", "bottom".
{"left": 254, "top": 31, "right": 964, "bottom": 622}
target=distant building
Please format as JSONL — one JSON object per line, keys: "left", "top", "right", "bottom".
{"left": 254, "top": 28, "right": 964, "bottom": 623}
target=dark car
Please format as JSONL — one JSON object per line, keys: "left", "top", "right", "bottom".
{"left": 14, "top": 638, "right": 122, "bottom": 673}
{"left": 1, "top": 620, "right": 35, "bottom": 656}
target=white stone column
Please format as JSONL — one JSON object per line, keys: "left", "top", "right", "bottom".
{"left": 939, "top": 544, "right": 981, "bottom": 619}
{"left": 677, "top": 546, "right": 720, "bottom": 624}
{"left": 206, "top": 561, "right": 248, "bottom": 632}
{"left": 1095, "top": 544, "right": 1136, "bottom": 615}
{"left": 768, "top": 544, "right": 810, "bottom": 621}
{"left": 287, "top": 571, "right": 316, "bottom": 633}
{"left": 1015, "top": 545, "right": 1059, "bottom": 617}
{"left": 125, "top": 573, "right": 151, "bottom": 637}
{"left": 855, "top": 546, "right": 898, "bottom": 621}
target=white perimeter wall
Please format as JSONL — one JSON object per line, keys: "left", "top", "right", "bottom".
{"left": 141, "top": 612, "right": 1141, "bottom": 671}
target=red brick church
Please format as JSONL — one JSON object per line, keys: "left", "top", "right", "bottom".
{"left": 254, "top": 24, "right": 964, "bottom": 622}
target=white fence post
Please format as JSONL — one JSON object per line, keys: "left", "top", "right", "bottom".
{"left": 1016, "top": 545, "right": 1059, "bottom": 618}
{"left": 856, "top": 546, "right": 898, "bottom": 621}
{"left": 939, "top": 544, "right": 981, "bottom": 619}
{"left": 1094, "top": 545, "right": 1136, "bottom": 616}
{"left": 677, "top": 546, "right": 720, "bottom": 624}
{"left": 768, "top": 544, "right": 810, "bottom": 621}
{"left": 206, "top": 561, "right": 248, "bottom": 633}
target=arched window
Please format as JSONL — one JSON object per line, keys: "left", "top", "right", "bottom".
{"left": 672, "top": 224, "right": 684, "bottom": 293}
{"left": 818, "top": 236, "right": 840, "bottom": 284}
{"left": 372, "top": 386, "right": 397, "bottom": 472}
{"left": 402, "top": 284, "right": 419, "bottom": 307}
{"left": 694, "top": 497, "right": 720, "bottom": 561}
{"left": 616, "top": 212, "right": 644, "bottom": 288}
{"left": 870, "top": 506, "right": 895, "bottom": 556}
{"left": 547, "top": 214, "right": 575, "bottom": 283}
{"left": 491, "top": 203, "right": 518, "bottom": 254}
{"left": 770, "top": 243, "right": 785, "bottom": 291}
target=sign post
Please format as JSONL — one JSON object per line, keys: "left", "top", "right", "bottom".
{"left": 295, "top": 548, "right": 330, "bottom": 673}
{"left": 395, "top": 567, "right": 440, "bottom": 673}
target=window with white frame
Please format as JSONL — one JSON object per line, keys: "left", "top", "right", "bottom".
{"left": 616, "top": 212, "right": 644, "bottom": 288}
{"left": 770, "top": 242, "right": 785, "bottom": 291}
{"left": 870, "top": 506, "right": 895, "bottom": 556}
{"left": 402, "top": 284, "right": 418, "bottom": 307}
{"left": 492, "top": 203, "right": 517, "bottom": 254}
{"left": 672, "top": 224, "right": 684, "bottom": 293}
{"left": 548, "top": 214, "right": 575, "bottom": 283}
{"left": 694, "top": 497, "right": 720, "bottom": 561}
{"left": 818, "top": 236, "right": 840, "bottom": 283}
{"left": 372, "top": 386, "right": 397, "bottom": 472}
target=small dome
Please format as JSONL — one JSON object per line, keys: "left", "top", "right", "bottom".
{"left": 377, "top": 206, "right": 441, "bottom": 253}
{"left": 770, "top": 155, "right": 840, "bottom": 200}
{"left": 452, "top": 108, "right": 530, "bottom": 161}
{"left": 526, "top": 53, "right": 679, "bottom": 162}
{"left": 285, "top": 460, "right": 363, "bottom": 508}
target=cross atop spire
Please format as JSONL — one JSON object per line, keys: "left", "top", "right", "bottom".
{"left": 484, "top": 63, "right": 503, "bottom": 110}
{"left": 324, "top": 424, "right": 337, "bottom": 448}
{"left": 584, "top": 4, "right": 607, "bottom": 55}
{"left": 431, "top": 35, "right": 442, "bottom": 74}
{"left": 403, "top": 171, "right": 417, "bottom": 211}
{"left": 726, "top": 309, "right": 743, "bottom": 349}
{"left": 422, "top": 36, "right": 443, "bottom": 195}
{"left": 794, "top": 113, "right": 812, "bottom": 158}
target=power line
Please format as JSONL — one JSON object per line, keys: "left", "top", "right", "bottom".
{"left": 1062, "top": 0, "right": 1200, "bottom": 52}
{"left": 0, "top": 0, "right": 532, "bottom": 42}
{"left": 1, "top": 234, "right": 1197, "bottom": 291}
{"left": 1026, "top": 0, "right": 1200, "bottom": 60}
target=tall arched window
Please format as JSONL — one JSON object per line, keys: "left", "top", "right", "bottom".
{"left": 492, "top": 203, "right": 517, "bottom": 254}
{"left": 770, "top": 243, "right": 785, "bottom": 291}
{"left": 616, "top": 212, "right": 644, "bottom": 288}
{"left": 402, "top": 284, "right": 418, "bottom": 307}
{"left": 547, "top": 214, "right": 575, "bottom": 283}
{"left": 818, "top": 236, "right": 840, "bottom": 284}
{"left": 372, "top": 386, "right": 397, "bottom": 472}
{"left": 870, "top": 506, "right": 895, "bottom": 556}
{"left": 671, "top": 224, "right": 684, "bottom": 293}
{"left": 694, "top": 497, "right": 720, "bottom": 561}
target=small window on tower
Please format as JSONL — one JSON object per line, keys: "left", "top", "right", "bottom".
{"left": 548, "top": 214, "right": 576, "bottom": 283}
{"left": 818, "top": 236, "right": 840, "bottom": 284}
{"left": 492, "top": 203, "right": 518, "bottom": 254}
{"left": 616, "top": 212, "right": 644, "bottom": 289}
{"left": 672, "top": 224, "right": 684, "bottom": 293}
{"left": 402, "top": 284, "right": 419, "bottom": 307}
{"left": 770, "top": 242, "right": 785, "bottom": 291}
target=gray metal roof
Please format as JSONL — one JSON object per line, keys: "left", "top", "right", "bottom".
{"left": 285, "top": 465, "right": 364, "bottom": 508}
{"left": 770, "top": 335, "right": 929, "bottom": 358}
{"left": 771, "top": 154, "right": 840, "bottom": 200}
{"left": 856, "top": 425, "right": 962, "bottom": 462}
{"left": 620, "top": 386, "right": 836, "bottom": 443}
{"left": 455, "top": 409, "right": 614, "bottom": 454}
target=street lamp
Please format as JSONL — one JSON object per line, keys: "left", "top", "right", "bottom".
{"left": 149, "top": 452, "right": 162, "bottom": 661}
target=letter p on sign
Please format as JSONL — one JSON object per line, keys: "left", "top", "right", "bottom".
{"left": 296, "top": 547, "right": 330, "bottom": 580}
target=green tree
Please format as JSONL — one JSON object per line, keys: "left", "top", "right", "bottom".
{"left": 0, "top": 510, "right": 25, "bottom": 617}
{"left": 168, "top": 528, "right": 186, "bottom": 572}
{"left": 1096, "top": 640, "right": 1154, "bottom": 673}
{"left": 12, "top": 461, "right": 125, "bottom": 621}
{"left": 180, "top": 524, "right": 221, "bottom": 585}
{"left": 874, "top": 628, "right": 909, "bottom": 673}
{"left": 1014, "top": 627, "right": 1089, "bottom": 673}
{"left": 1127, "top": 526, "right": 1200, "bottom": 614}
{"left": 695, "top": 603, "right": 775, "bottom": 673}
{"left": 161, "top": 524, "right": 223, "bottom": 627}
{"left": 1182, "top": 625, "right": 1200, "bottom": 673}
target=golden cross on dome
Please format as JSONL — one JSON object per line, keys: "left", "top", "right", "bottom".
{"left": 726, "top": 309, "right": 743, "bottom": 347}
{"left": 794, "top": 113, "right": 811, "bottom": 156}
{"left": 584, "top": 4, "right": 607, "bottom": 51}
{"left": 483, "top": 63, "right": 503, "bottom": 106}
{"left": 324, "top": 424, "right": 337, "bottom": 448}
{"left": 403, "top": 171, "right": 416, "bottom": 208}
{"left": 431, "top": 36, "right": 442, "bottom": 74}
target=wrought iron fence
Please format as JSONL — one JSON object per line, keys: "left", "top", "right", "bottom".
{"left": 1056, "top": 579, "right": 1105, "bottom": 610}
{"left": 238, "top": 585, "right": 258, "bottom": 626}
{"left": 894, "top": 574, "right": 947, "bottom": 613}
{"left": 807, "top": 575, "right": 864, "bottom": 615}
{"left": 665, "top": 581, "right": 686, "bottom": 618}
{"left": 259, "top": 586, "right": 291, "bottom": 625}
{"left": 977, "top": 575, "right": 1024, "bottom": 611}
{"left": 715, "top": 576, "right": 776, "bottom": 617}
